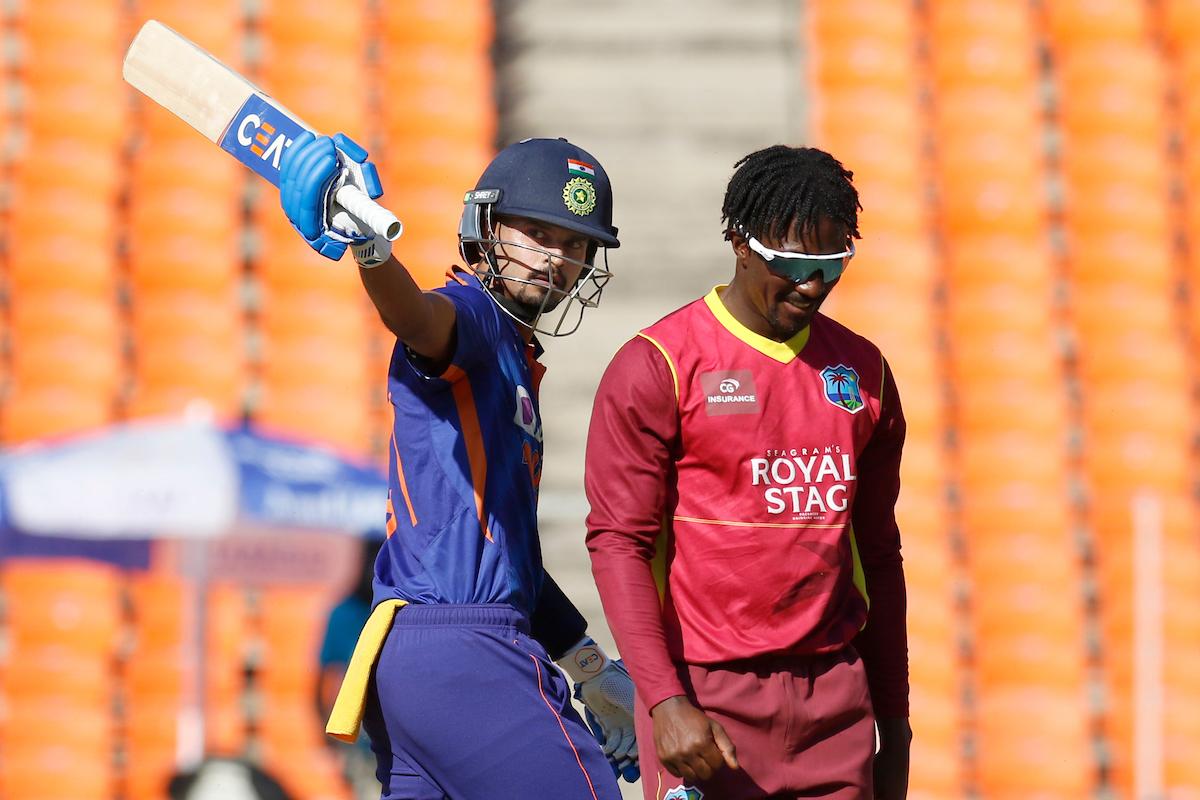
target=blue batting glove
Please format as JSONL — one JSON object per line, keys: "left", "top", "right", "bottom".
{"left": 579, "top": 697, "right": 642, "bottom": 783}
{"left": 279, "top": 131, "right": 348, "bottom": 260}
{"left": 567, "top": 652, "right": 639, "bottom": 783}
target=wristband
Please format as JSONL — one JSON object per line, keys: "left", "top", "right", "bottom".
{"left": 556, "top": 636, "right": 611, "bottom": 684}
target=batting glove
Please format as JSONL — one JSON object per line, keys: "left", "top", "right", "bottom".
{"left": 279, "top": 131, "right": 383, "bottom": 262}
{"left": 557, "top": 637, "right": 639, "bottom": 782}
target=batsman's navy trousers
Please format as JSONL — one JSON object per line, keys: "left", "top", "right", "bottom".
{"left": 362, "top": 603, "right": 621, "bottom": 800}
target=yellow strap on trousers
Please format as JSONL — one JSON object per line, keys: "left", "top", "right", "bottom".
{"left": 325, "top": 598, "right": 407, "bottom": 743}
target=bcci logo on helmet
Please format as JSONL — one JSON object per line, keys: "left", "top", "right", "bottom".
{"left": 664, "top": 786, "right": 703, "bottom": 800}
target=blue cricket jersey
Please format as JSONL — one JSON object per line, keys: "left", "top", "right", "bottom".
{"left": 374, "top": 269, "right": 547, "bottom": 619}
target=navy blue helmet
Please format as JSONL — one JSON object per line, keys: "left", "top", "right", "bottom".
{"left": 459, "top": 138, "right": 619, "bottom": 336}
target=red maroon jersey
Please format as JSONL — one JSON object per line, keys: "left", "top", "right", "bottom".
{"left": 586, "top": 287, "right": 908, "bottom": 717}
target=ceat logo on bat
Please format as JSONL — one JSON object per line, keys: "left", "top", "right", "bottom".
{"left": 219, "top": 94, "right": 306, "bottom": 187}
{"left": 663, "top": 786, "right": 703, "bottom": 800}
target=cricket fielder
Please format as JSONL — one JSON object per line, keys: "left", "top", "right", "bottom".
{"left": 586, "top": 145, "right": 911, "bottom": 799}
{"left": 278, "top": 134, "right": 637, "bottom": 799}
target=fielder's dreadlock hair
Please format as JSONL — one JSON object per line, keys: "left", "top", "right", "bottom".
{"left": 721, "top": 145, "right": 861, "bottom": 245}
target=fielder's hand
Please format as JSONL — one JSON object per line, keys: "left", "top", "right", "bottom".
{"left": 558, "top": 637, "right": 639, "bottom": 781}
{"left": 650, "top": 695, "right": 738, "bottom": 784}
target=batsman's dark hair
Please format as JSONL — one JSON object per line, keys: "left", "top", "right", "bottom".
{"left": 721, "top": 145, "right": 861, "bottom": 244}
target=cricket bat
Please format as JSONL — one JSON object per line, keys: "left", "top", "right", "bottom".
{"left": 123, "top": 20, "right": 402, "bottom": 242}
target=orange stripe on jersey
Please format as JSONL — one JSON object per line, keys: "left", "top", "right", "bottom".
{"left": 390, "top": 433, "right": 418, "bottom": 527}
{"left": 450, "top": 378, "right": 494, "bottom": 542}
{"left": 385, "top": 493, "right": 398, "bottom": 538}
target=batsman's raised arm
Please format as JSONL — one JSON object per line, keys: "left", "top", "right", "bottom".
{"left": 279, "top": 131, "right": 457, "bottom": 364}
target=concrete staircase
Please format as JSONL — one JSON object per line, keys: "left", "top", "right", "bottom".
{"left": 494, "top": 0, "right": 805, "bottom": 647}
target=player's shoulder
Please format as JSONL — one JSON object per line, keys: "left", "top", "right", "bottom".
{"left": 638, "top": 295, "right": 710, "bottom": 342}
{"left": 812, "top": 311, "right": 886, "bottom": 362}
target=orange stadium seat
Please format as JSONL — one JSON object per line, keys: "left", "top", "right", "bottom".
{"left": 134, "top": 0, "right": 241, "bottom": 55}
{"left": 938, "top": 171, "right": 1047, "bottom": 238}
{"left": 261, "top": 7, "right": 361, "bottom": 46}
{"left": 1074, "top": 331, "right": 1188, "bottom": 388}
{"left": 254, "top": 220, "right": 363, "bottom": 298}
{"left": 0, "top": 560, "right": 123, "bottom": 654}
{"left": 1042, "top": 0, "right": 1148, "bottom": 46}
{"left": 381, "top": 0, "right": 493, "bottom": 49}
{"left": 941, "top": 233, "right": 1055, "bottom": 288}
{"left": 808, "top": 0, "right": 914, "bottom": 46}
{"left": 933, "top": 89, "right": 1042, "bottom": 154}
{"left": 1069, "top": 282, "right": 1177, "bottom": 336}
{"left": 1163, "top": 0, "right": 1200, "bottom": 48}
{"left": 2, "top": 389, "right": 113, "bottom": 443}
{"left": 259, "top": 337, "right": 370, "bottom": 392}
{"left": 1085, "top": 430, "right": 1191, "bottom": 496}
{"left": 1058, "top": 132, "right": 1170, "bottom": 193}
{"left": 21, "top": 73, "right": 124, "bottom": 144}
{"left": 973, "top": 688, "right": 1094, "bottom": 798}
{"left": 1, "top": 755, "right": 116, "bottom": 800}
{"left": 956, "top": 429, "right": 1070, "bottom": 491}
{"left": 256, "top": 385, "right": 371, "bottom": 453}
{"left": 257, "top": 289, "right": 367, "bottom": 340}
{"left": 811, "top": 35, "right": 917, "bottom": 95}
{"left": 381, "top": 75, "right": 494, "bottom": 142}
{"left": 1055, "top": 44, "right": 1166, "bottom": 136}
{"left": 1061, "top": 231, "right": 1173, "bottom": 290}
{"left": 957, "top": 479, "right": 1073, "bottom": 541}
{"left": 260, "top": 55, "right": 367, "bottom": 137}
{"left": 946, "top": 281, "right": 1057, "bottom": 339}
{"left": 129, "top": 287, "right": 242, "bottom": 340}
{"left": 260, "top": 743, "right": 353, "bottom": 800}
{"left": 10, "top": 138, "right": 120, "bottom": 197}
{"left": 127, "top": 575, "right": 192, "bottom": 652}
{"left": 127, "top": 237, "right": 241, "bottom": 296}
{"left": 815, "top": 96, "right": 922, "bottom": 186}
{"left": 927, "top": 32, "right": 1036, "bottom": 94}
{"left": 949, "top": 356, "right": 1063, "bottom": 411}
{"left": 7, "top": 246, "right": 115, "bottom": 294}
{"left": 3, "top": 651, "right": 114, "bottom": 711}
{"left": 1060, "top": 182, "right": 1171, "bottom": 243}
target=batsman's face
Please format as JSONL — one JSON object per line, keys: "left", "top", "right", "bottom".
{"left": 735, "top": 216, "right": 848, "bottom": 341}
{"left": 493, "top": 217, "right": 591, "bottom": 312}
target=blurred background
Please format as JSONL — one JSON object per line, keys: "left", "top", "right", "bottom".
{"left": 1, "top": 0, "right": 1198, "bottom": 798}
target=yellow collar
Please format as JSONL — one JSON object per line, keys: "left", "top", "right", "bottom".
{"left": 703, "top": 286, "right": 810, "bottom": 364}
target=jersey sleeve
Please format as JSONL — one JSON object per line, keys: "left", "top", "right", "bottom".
{"left": 394, "top": 278, "right": 507, "bottom": 383}
{"left": 529, "top": 571, "right": 589, "bottom": 661}
{"left": 851, "top": 358, "right": 909, "bottom": 718}
{"left": 585, "top": 335, "right": 686, "bottom": 710}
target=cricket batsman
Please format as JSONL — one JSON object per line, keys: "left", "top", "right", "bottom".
{"left": 277, "top": 134, "right": 638, "bottom": 799}
{"left": 585, "top": 145, "right": 911, "bottom": 799}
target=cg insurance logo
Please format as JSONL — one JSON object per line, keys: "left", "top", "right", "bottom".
{"left": 701, "top": 370, "right": 759, "bottom": 416}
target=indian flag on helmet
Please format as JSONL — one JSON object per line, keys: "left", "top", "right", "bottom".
{"left": 567, "top": 158, "right": 596, "bottom": 177}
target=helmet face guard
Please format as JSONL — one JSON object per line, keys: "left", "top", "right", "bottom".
{"left": 459, "top": 193, "right": 613, "bottom": 337}
{"left": 456, "top": 138, "right": 620, "bottom": 338}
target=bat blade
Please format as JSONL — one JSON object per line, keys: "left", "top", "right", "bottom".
{"left": 123, "top": 20, "right": 402, "bottom": 240}
{"left": 123, "top": 20, "right": 258, "bottom": 143}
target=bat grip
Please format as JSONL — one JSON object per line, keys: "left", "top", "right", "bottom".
{"left": 334, "top": 185, "right": 403, "bottom": 242}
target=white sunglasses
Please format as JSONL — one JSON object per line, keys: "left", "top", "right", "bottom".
{"left": 747, "top": 235, "right": 855, "bottom": 283}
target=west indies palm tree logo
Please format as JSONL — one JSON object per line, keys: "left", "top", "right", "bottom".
{"left": 664, "top": 786, "right": 704, "bottom": 800}
{"left": 820, "top": 364, "right": 864, "bottom": 414}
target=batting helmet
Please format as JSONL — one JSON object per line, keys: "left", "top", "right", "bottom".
{"left": 459, "top": 137, "right": 620, "bottom": 337}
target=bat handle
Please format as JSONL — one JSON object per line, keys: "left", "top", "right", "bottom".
{"left": 334, "top": 185, "right": 403, "bottom": 242}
